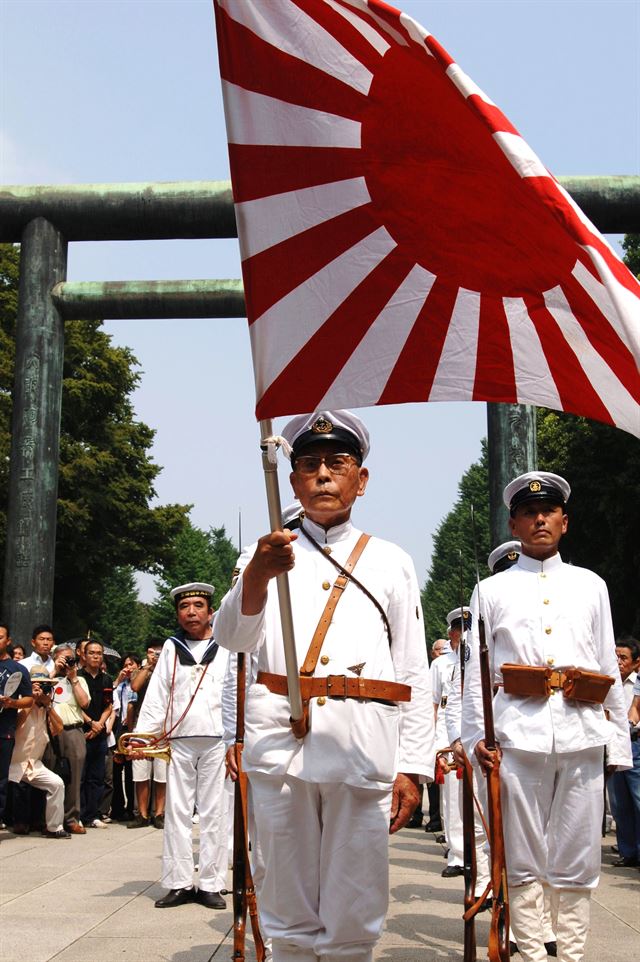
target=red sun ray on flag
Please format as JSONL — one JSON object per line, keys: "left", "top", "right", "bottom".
{"left": 214, "top": 0, "right": 640, "bottom": 437}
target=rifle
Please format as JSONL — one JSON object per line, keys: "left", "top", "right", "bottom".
{"left": 471, "top": 507, "right": 510, "bottom": 962}
{"left": 458, "top": 553, "right": 478, "bottom": 962}
{"left": 231, "top": 652, "right": 265, "bottom": 962}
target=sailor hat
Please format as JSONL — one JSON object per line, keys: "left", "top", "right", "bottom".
{"left": 446, "top": 607, "right": 472, "bottom": 630}
{"left": 488, "top": 540, "right": 521, "bottom": 575}
{"left": 282, "top": 410, "right": 370, "bottom": 463}
{"left": 282, "top": 500, "right": 303, "bottom": 529}
{"left": 504, "top": 472, "right": 570, "bottom": 514}
{"left": 170, "top": 582, "right": 215, "bottom": 605}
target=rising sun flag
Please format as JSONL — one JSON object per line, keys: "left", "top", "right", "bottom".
{"left": 214, "top": 0, "right": 640, "bottom": 437}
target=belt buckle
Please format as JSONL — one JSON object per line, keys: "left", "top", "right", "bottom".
{"left": 326, "top": 674, "right": 347, "bottom": 697}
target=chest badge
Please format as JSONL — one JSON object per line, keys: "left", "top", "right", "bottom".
{"left": 347, "top": 662, "right": 366, "bottom": 676}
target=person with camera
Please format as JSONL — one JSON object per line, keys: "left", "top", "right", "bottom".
{"left": 9, "top": 665, "right": 69, "bottom": 838}
{"left": 51, "top": 644, "right": 91, "bottom": 835}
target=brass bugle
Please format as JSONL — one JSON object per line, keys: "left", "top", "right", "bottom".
{"left": 117, "top": 731, "right": 171, "bottom": 764}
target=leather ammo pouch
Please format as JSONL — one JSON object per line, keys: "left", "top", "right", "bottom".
{"left": 501, "top": 663, "right": 552, "bottom": 697}
{"left": 562, "top": 668, "right": 615, "bottom": 704}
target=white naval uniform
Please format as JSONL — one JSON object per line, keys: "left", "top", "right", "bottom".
{"left": 461, "top": 552, "right": 632, "bottom": 962}
{"left": 136, "top": 633, "right": 230, "bottom": 893}
{"left": 214, "top": 517, "right": 434, "bottom": 962}
{"left": 431, "top": 650, "right": 463, "bottom": 868}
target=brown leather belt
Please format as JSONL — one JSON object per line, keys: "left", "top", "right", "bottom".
{"left": 500, "top": 663, "right": 614, "bottom": 704}
{"left": 256, "top": 671, "right": 411, "bottom": 705}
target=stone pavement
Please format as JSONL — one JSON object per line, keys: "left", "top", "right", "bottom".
{"left": 0, "top": 821, "right": 637, "bottom": 962}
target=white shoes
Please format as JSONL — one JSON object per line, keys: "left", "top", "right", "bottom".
{"left": 90, "top": 818, "right": 109, "bottom": 829}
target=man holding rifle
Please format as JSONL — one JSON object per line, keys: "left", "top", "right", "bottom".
{"left": 461, "top": 472, "right": 631, "bottom": 962}
{"left": 215, "top": 410, "right": 433, "bottom": 962}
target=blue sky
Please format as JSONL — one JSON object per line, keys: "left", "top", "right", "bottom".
{"left": 1, "top": 0, "right": 638, "bottom": 607}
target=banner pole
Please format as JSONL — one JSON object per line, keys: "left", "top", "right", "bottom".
{"left": 258, "top": 419, "right": 304, "bottom": 725}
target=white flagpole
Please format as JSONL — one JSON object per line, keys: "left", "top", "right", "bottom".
{"left": 258, "top": 419, "right": 305, "bottom": 728}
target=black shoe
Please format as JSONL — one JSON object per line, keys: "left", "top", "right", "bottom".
{"left": 406, "top": 815, "right": 424, "bottom": 828}
{"left": 127, "top": 814, "right": 150, "bottom": 829}
{"left": 545, "top": 941, "right": 557, "bottom": 957}
{"left": 612, "top": 855, "right": 639, "bottom": 867}
{"left": 435, "top": 833, "right": 446, "bottom": 844}
{"left": 424, "top": 819, "right": 443, "bottom": 833}
{"left": 42, "top": 828, "right": 71, "bottom": 839}
{"left": 196, "top": 890, "right": 226, "bottom": 909}
{"left": 441, "top": 865, "right": 465, "bottom": 878}
{"left": 510, "top": 942, "right": 519, "bottom": 956}
{"left": 12, "top": 824, "right": 29, "bottom": 835}
{"left": 154, "top": 888, "right": 195, "bottom": 908}
{"left": 152, "top": 814, "right": 165, "bottom": 829}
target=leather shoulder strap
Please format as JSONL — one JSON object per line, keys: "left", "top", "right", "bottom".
{"left": 300, "top": 533, "right": 370, "bottom": 677}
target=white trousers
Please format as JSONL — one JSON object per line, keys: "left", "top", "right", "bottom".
{"left": 460, "top": 769, "right": 491, "bottom": 897}
{"left": 162, "top": 737, "right": 227, "bottom": 892}
{"left": 501, "top": 746, "right": 604, "bottom": 888}
{"left": 442, "top": 770, "right": 463, "bottom": 866}
{"left": 12, "top": 761, "right": 65, "bottom": 832}
{"left": 249, "top": 772, "right": 392, "bottom": 962}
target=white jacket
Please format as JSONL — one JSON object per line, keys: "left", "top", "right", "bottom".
{"left": 460, "top": 553, "right": 632, "bottom": 769}
{"left": 214, "top": 517, "right": 435, "bottom": 789}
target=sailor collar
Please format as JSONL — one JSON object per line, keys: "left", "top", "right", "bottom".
{"left": 300, "top": 516, "right": 354, "bottom": 546}
{"left": 169, "top": 630, "right": 219, "bottom": 666}
{"left": 516, "top": 552, "right": 563, "bottom": 575}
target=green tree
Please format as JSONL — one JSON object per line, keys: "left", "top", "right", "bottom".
{"left": 421, "top": 443, "right": 491, "bottom": 644}
{"left": 0, "top": 243, "right": 189, "bottom": 639}
{"left": 147, "top": 520, "right": 239, "bottom": 640}
{"left": 622, "top": 234, "right": 640, "bottom": 277}
{"left": 92, "top": 566, "right": 151, "bottom": 656}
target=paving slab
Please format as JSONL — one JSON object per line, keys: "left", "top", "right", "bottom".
{"left": 0, "top": 822, "right": 637, "bottom": 962}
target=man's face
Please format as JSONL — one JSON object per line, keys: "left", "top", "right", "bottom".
{"left": 0, "top": 628, "right": 9, "bottom": 658}
{"left": 509, "top": 500, "right": 567, "bottom": 560}
{"left": 616, "top": 646, "right": 640, "bottom": 681}
{"left": 32, "top": 631, "right": 54, "bottom": 657}
{"left": 176, "top": 597, "right": 213, "bottom": 638}
{"left": 85, "top": 644, "right": 104, "bottom": 672}
{"left": 448, "top": 627, "right": 461, "bottom": 650}
{"left": 147, "top": 646, "right": 162, "bottom": 665}
{"left": 290, "top": 442, "right": 368, "bottom": 529}
{"left": 431, "top": 640, "right": 445, "bottom": 659}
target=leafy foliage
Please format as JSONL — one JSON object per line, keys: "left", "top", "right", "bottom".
{"left": 92, "top": 566, "right": 151, "bottom": 657}
{"left": 147, "top": 520, "right": 239, "bottom": 640}
{"left": 421, "top": 443, "right": 491, "bottom": 644}
{"left": 622, "top": 234, "right": 640, "bottom": 278}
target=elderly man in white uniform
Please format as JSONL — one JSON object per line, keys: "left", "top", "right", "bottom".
{"left": 461, "top": 472, "right": 632, "bottom": 962}
{"left": 214, "top": 410, "right": 434, "bottom": 962}
{"left": 135, "top": 582, "right": 230, "bottom": 909}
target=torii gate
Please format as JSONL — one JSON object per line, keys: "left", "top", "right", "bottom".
{"left": 0, "top": 176, "right": 638, "bottom": 644}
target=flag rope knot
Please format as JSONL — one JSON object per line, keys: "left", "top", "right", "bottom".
{"left": 261, "top": 435, "right": 293, "bottom": 465}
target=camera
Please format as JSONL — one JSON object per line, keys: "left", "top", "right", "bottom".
{"left": 36, "top": 679, "right": 54, "bottom": 692}
{"left": 64, "top": 655, "right": 77, "bottom": 667}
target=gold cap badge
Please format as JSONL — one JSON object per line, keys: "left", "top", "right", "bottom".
{"left": 312, "top": 416, "right": 333, "bottom": 434}
{"left": 507, "top": 551, "right": 518, "bottom": 561}
{"left": 529, "top": 480, "right": 542, "bottom": 493}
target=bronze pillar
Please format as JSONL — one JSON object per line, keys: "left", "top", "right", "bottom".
{"left": 3, "top": 218, "right": 67, "bottom": 645}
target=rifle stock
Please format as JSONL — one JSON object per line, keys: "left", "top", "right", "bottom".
{"left": 478, "top": 615, "right": 510, "bottom": 962}
{"left": 232, "top": 652, "right": 265, "bottom": 962}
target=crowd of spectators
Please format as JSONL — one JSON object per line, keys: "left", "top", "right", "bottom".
{"left": 0, "top": 622, "right": 167, "bottom": 838}
{"left": 0, "top": 620, "right": 638, "bottom": 862}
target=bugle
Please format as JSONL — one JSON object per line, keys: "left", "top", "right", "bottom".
{"left": 117, "top": 731, "right": 171, "bottom": 764}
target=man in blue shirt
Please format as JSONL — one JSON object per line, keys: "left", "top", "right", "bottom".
{"left": 0, "top": 622, "right": 33, "bottom": 824}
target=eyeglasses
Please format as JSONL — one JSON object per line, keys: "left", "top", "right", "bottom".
{"left": 293, "top": 453, "right": 358, "bottom": 476}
